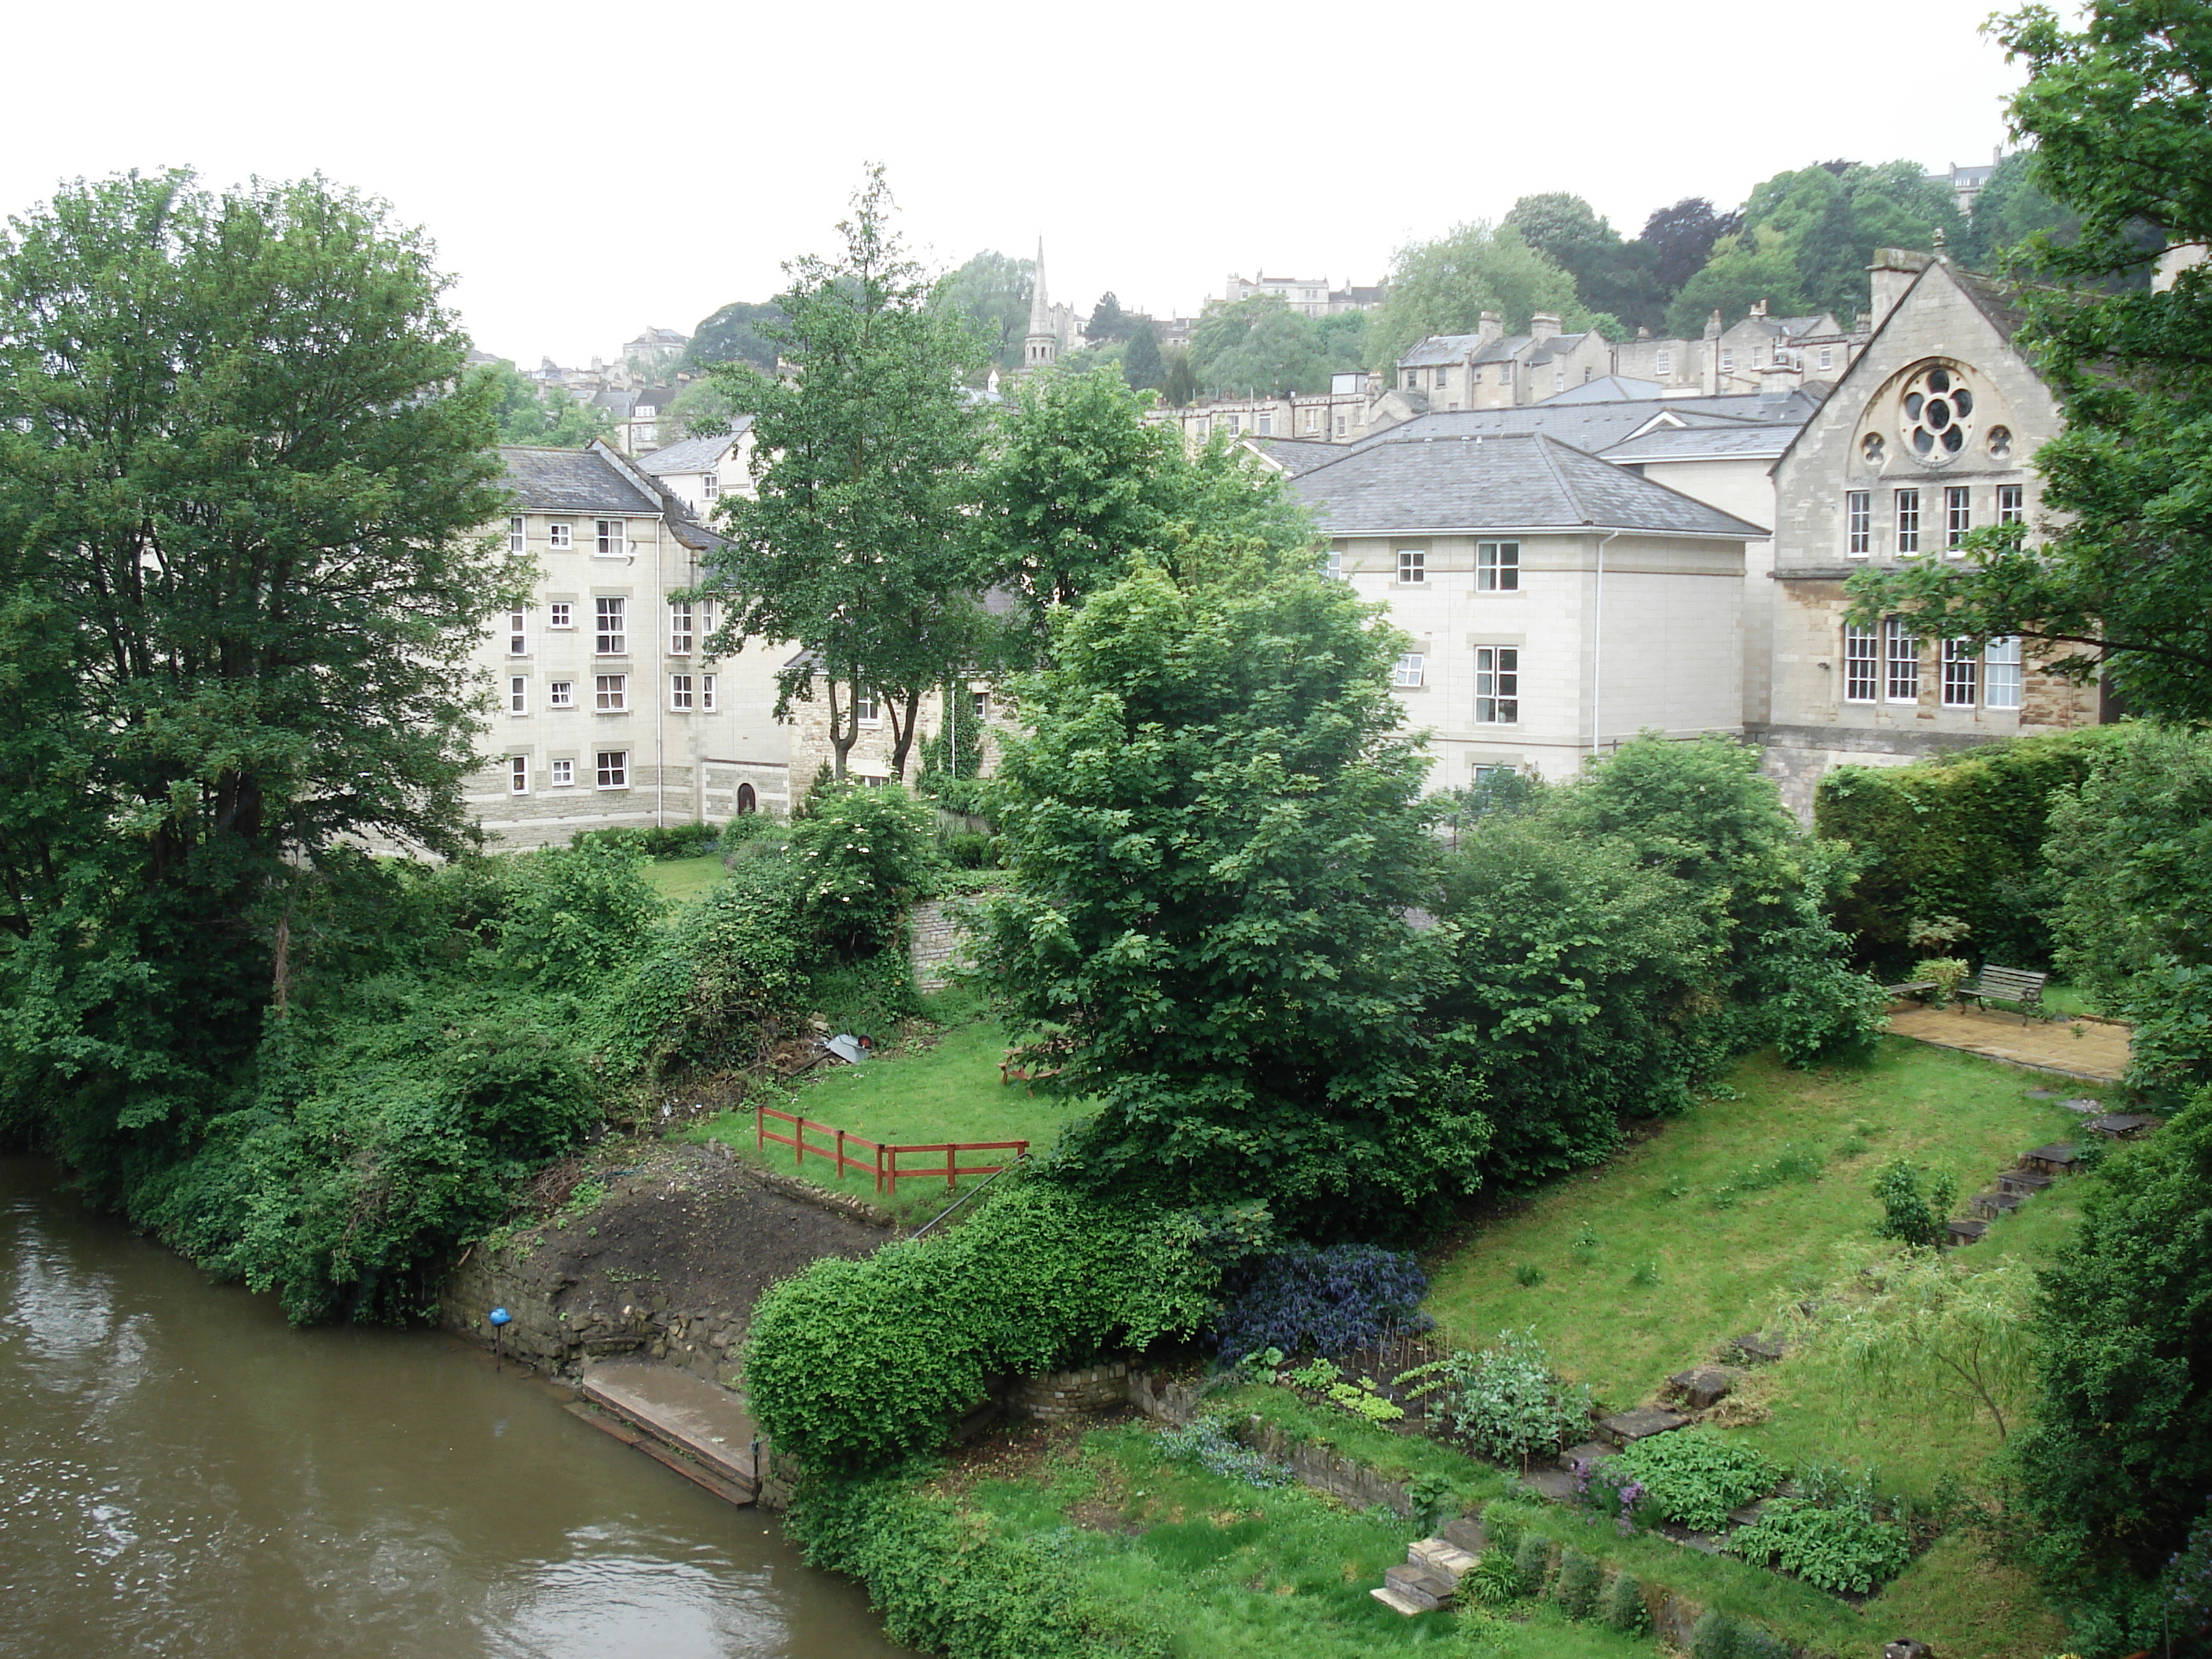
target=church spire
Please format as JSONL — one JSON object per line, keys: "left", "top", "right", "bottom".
{"left": 1023, "top": 236, "right": 1058, "bottom": 372}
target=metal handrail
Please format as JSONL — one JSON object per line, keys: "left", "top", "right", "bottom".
{"left": 912, "top": 1150, "right": 1029, "bottom": 1239}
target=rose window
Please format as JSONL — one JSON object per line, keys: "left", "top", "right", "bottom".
{"left": 1899, "top": 364, "right": 1976, "bottom": 463}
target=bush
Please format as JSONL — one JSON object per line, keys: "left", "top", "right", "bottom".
{"left": 1457, "top": 1551, "right": 1523, "bottom": 1608}
{"left": 1872, "top": 1160, "right": 1959, "bottom": 1248}
{"left": 789, "top": 782, "right": 943, "bottom": 960}
{"left": 1915, "top": 957, "right": 1971, "bottom": 1005}
{"left": 575, "top": 821, "right": 723, "bottom": 859}
{"left": 1400, "top": 1329, "right": 1591, "bottom": 1469}
{"left": 1511, "top": 1532, "right": 1554, "bottom": 1598}
{"left": 1609, "top": 1430, "right": 1780, "bottom": 1533}
{"left": 743, "top": 1181, "right": 1214, "bottom": 1473}
{"left": 1689, "top": 1608, "right": 1741, "bottom": 1659}
{"left": 1554, "top": 1547, "right": 1602, "bottom": 1617}
{"left": 1725, "top": 1495, "right": 1911, "bottom": 1594}
{"left": 1481, "top": 1500, "right": 1525, "bottom": 1556}
{"left": 942, "top": 830, "right": 998, "bottom": 870}
{"left": 1206, "top": 1243, "right": 1430, "bottom": 1359}
{"left": 1599, "top": 1568, "right": 1649, "bottom": 1633}
{"left": 1154, "top": 1416, "right": 1291, "bottom": 1489}
{"left": 788, "top": 1475, "right": 1167, "bottom": 1659}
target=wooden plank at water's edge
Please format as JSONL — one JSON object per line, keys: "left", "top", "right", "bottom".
{"left": 575, "top": 1360, "right": 760, "bottom": 1503}
{"left": 563, "top": 1401, "right": 757, "bottom": 1506}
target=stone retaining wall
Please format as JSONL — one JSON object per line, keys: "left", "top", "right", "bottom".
{"left": 908, "top": 898, "right": 972, "bottom": 991}
{"left": 1005, "top": 1361, "right": 1131, "bottom": 1423}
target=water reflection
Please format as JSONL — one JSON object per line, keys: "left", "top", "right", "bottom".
{"left": 0, "top": 1158, "right": 905, "bottom": 1657}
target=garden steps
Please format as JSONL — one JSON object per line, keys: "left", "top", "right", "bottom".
{"left": 1379, "top": 1561, "right": 1456, "bottom": 1611}
{"left": 1371, "top": 1529, "right": 1481, "bottom": 1615}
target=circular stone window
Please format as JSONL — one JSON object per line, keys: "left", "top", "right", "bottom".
{"left": 1987, "top": 425, "right": 2012, "bottom": 459}
{"left": 1899, "top": 363, "right": 1976, "bottom": 463}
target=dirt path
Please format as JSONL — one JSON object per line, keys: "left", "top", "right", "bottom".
{"left": 1887, "top": 1004, "right": 2130, "bottom": 1082}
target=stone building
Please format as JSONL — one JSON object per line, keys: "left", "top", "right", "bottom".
{"left": 637, "top": 423, "right": 755, "bottom": 520}
{"left": 1394, "top": 313, "right": 1614, "bottom": 408}
{"left": 1755, "top": 247, "right": 2099, "bottom": 814}
{"left": 1613, "top": 303, "right": 1859, "bottom": 396}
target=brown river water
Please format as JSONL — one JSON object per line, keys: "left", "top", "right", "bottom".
{"left": 0, "top": 1157, "right": 906, "bottom": 1658}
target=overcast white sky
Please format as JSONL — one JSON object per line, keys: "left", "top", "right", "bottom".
{"left": 3, "top": 0, "right": 2029, "bottom": 367}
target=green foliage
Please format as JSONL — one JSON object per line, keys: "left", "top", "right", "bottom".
{"left": 1554, "top": 1547, "right": 1602, "bottom": 1617}
{"left": 0, "top": 168, "right": 516, "bottom": 1181}
{"left": 1726, "top": 1492, "right": 1912, "bottom": 1595}
{"left": 2010, "top": 1088, "right": 2212, "bottom": 1594}
{"left": 786, "top": 1474, "right": 1167, "bottom": 1659}
{"left": 1663, "top": 227, "right": 1810, "bottom": 339}
{"left": 573, "top": 820, "right": 725, "bottom": 860}
{"left": 918, "top": 683, "right": 986, "bottom": 782}
{"left": 1917, "top": 958, "right": 1971, "bottom": 1005}
{"left": 1481, "top": 1500, "right": 1525, "bottom": 1557}
{"left": 495, "top": 840, "right": 667, "bottom": 991}
{"left": 1511, "top": 1531, "right": 1555, "bottom": 1598}
{"left": 934, "top": 250, "right": 1034, "bottom": 372}
{"left": 1608, "top": 1430, "right": 1780, "bottom": 1533}
{"left": 1458, "top": 1549, "right": 1524, "bottom": 1607}
{"left": 1813, "top": 727, "right": 2121, "bottom": 974}
{"left": 977, "top": 558, "right": 1483, "bottom": 1232}
{"left": 1962, "top": 148, "right": 2085, "bottom": 267}
{"left": 1599, "top": 1566, "right": 1649, "bottom": 1632}
{"left": 683, "top": 298, "right": 785, "bottom": 375}
{"left": 1185, "top": 295, "right": 1367, "bottom": 397}
{"left": 1689, "top": 1606, "right": 1741, "bottom": 1659}
{"left": 1734, "top": 158, "right": 1965, "bottom": 322}
{"left": 1871, "top": 1160, "right": 1959, "bottom": 1249}
{"left": 1153, "top": 1415, "right": 1292, "bottom": 1488}
{"left": 742, "top": 1180, "right": 1214, "bottom": 1473}
{"left": 1399, "top": 1329, "right": 1591, "bottom": 1469}
{"left": 1503, "top": 192, "right": 1664, "bottom": 335}
{"left": 467, "top": 357, "right": 617, "bottom": 446}
{"left": 1365, "top": 221, "right": 1597, "bottom": 370}
{"left": 787, "top": 782, "right": 942, "bottom": 960}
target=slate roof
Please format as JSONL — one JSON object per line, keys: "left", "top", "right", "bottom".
{"left": 1399, "top": 334, "right": 1488, "bottom": 367}
{"left": 1599, "top": 423, "right": 1796, "bottom": 463}
{"left": 1525, "top": 332, "right": 1594, "bottom": 365}
{"left": 637, "top": 422, "right": 753, "bottom": 476}
{"left": 1245, "top": 438, "right": 1344, "bottom": 476}
{"left": 1289, "top": 431, "right": 1767, "bottom": 539}
{"left": 1536, "top": 375, "right": 1664, "bottom": 405}
{"left": 1349, "top": 392, "right": 1816, "bottom": 457}
{"left": 500, "top": 446, "right": 661, "bottom": 514}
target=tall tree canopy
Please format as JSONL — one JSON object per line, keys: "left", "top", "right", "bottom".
{"left": 684, "top": 299, "right": 786, "bottom": 375}
{"left": 0, "top": 170, "right": 516, "bottom": 1182}
{"left": 936, "top": 250, "right": 1033, "bottom": 372}
{"left": 468, "top": 357, "right": 614, "bottom": 446}
{"left": 1661, "top": 226, "right": 1812, "bottom": 338}
{"left": 1364, "top": 222, "right": 1601, "bottom": 370}
{"left": 704, "top": 170, "right": 991, "bottom": 779}
{"left": 1187, "top": 295, "right": 1366, "bottom": 397}
{"left": 1635, "top": 197, "right": 1741, "bottom": 295}
{"left": 1730, "top": 159, "right": 1966, "bottom": 321}
{"left": 1504, "top": 193, "right": 1666, "bottom": 333}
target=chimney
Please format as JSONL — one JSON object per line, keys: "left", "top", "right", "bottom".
{"left": 1529, "top": 312, "right": 1561, "bottom": 342}
{"left": 1704, "top": 309, "right": 1723, "bottom": 340}
{"left": 1636, "top": 325, "right": 1651, "bottom": 340}
{"left": 1866, "top": 247, "right": 1935, "bottom": 329}
{"left": 1476, "top": 310, "right": 1503, "bottom": 347}
{"left": 1750, "top": 298, "right": 1767, "bottom": 318}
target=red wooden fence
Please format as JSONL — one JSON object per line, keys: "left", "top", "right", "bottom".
{"left": 755, "top": 1106, "right": 1027, "bottom": 1196}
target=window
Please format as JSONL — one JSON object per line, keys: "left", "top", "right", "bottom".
{"left": 1474, "top": 647, "right": 1518, "bottom": 724}
{"left": 1477, "top": 540, "right": 1520, "bottom": 591}
{"left": 549, "top": 758, "right": 575, "bottom": 787}
{"left": 1899, "top": 361, "right": 1975, "bottom": 459}
{"left": 1818, "top": 346, "right": 1833, "bottom": 372}
{"left": 701, "top": 472, "right": 719, "bottom": 500}
{"left": 1997, "top": 484, "right": 2024, "bottom": 526}
{"left": 1404, "top": 371, "right": 1419, "bottom": 390}
{"left": 669, "top": 602, "right": 693, "bottom": 655}
{"left": 1335, "top": 415, "right": 1349, "bottom": 438}
{"left": 971, "top": 692, "right": 989, "bottom": 721}
{"left": 1303, "top": 407, "right": 1320, "bottom": 432}
{"left": 509, "top": 756, "right": 529, "bottom": 794}
{"left": 548, "top": 679, "right": 573, "bottom": 709}
{"left": 1256, "top": 413, "right": 1273, "bottom": 436}
{"left": 1895, "top": 488, "right": 1921, "bottom": 555}
{"left": 548, "top": 522, "right": 573, "bottom": 550}
{"left": 1655, "top": 350, "right": 1672, "bottom": 376}
{"left": 1985, "top": 638, "right": 2023, "bottom": 709}
{"left": 734, "top": 782, "right": 756, "bottom": 814}
{"left": 1393, "top": 652, "right": 1426, "bottom": 688}
{"left": 509, "top": 675, "right": 528, "bottom": 715}
{"left": 1397, "top": 547, "right": 1426, "bottom": 584}
{"left": 632, "top": 423, "right": 657, "bottom": 447}
{"left": 1434, "top": 368, "right": 1449, "bottom": 390}
{"left": 595, "top": 519, "right": 625, "bottom": 557}
{"left": 1325, "top": 547, "right": 1343, "bottom": 580}
{"left": 507, "top": 607, "right": 527, "bottom": 655}
{"left": 548, "top": 602, "right": 573, "bottom": 629}
{"left": 700, "top": 674, "right": 716, "bottom": 712}
{"left": 1942, "top": 638, "right": 1979, "bottom": 706}
{"left": 1472, "top": 764, "right": 1515, "bottom": 785}
{"left": 595, "top": 596, "right": 626, "bottom": 654}
{"left": 595, "top": 673, "right": 628, "bottom": 712}
{"left": 1945, "top": 485, "right": 1972, "bottom": 551}
{"left": 595, "top": 750, "right": 628, "bottom": 789}
{"left": 1720, "top": 349, "right": 1734, "bottom": 372}
{"left": 669, "top": 674, "right": 694, "bottom": 711}
{"left": 508, "top": 515, "right": 526, "bottom": 553}
{"left": 1885, "top": 617, "right": 1920, "bottom": 703}
{"left": 1553, "top": 371, "right": 1564, "bottom": 392}
{"left": 855, "top": 693, "right": 880, "bottom": 727}
{"left": 1844, "top": 623, "right": 1879, "bottom": 702}
{"left": 1846, "top": 491, "right": 1872, "bottom": 558}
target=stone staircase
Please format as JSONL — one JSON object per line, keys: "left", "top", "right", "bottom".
{"left": 1371, "top": 1514, "right": 1485, "bottom": 1613}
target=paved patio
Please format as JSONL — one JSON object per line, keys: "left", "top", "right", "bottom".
{"left": 1887, "top": 1003, "right": 2130, "bottom": 1082}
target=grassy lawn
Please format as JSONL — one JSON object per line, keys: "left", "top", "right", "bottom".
{"left": 639, "top": 854, "right": 727, "bottom": 903}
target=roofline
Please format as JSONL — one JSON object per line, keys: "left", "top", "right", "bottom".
{"left": 1602, "top": 445, "right": 1792, "bottom": 463}
{"left": 1313, "top": 522, "right": 1761, "bottom": 541}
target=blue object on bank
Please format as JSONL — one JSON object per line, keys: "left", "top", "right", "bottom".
{"left": 489, "top": 1308, "right": 512, "bottom": 1328}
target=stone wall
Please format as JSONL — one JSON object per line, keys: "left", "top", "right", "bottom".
{"left": 908, "top": 898, "right": 974, "bottom": 991}
{"left": 1005, "top": 1361, "right": 1132, "bottom": 1423}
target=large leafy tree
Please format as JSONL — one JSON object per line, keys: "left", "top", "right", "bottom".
{"left": 1632, "top": 197, "right": 1741, "bottom": 297}
{"left": 467, "top": 357, "right": 614, "bottom": 446}
{"left": 1725, "top": 159, "right": 1965, "bottom": 322}
{"left": 0, "top": 170, "right": 516, "bottom": 1183}
{"left": 1364, "top": 222, "right": 1601, "bottom": 369}
{"left": 1851, "top": 2, "right": 2212, "bottom": 721}
{"left": 1187, "top": 295, "right": 1365, "bottom": 397}
{"left": 1505, "top": 192, "right": 1666, "bottom": 333}
{"left": 704, "top": 170, "right": 991, "bottom": 778}
{"left": 935, "top": 249, "right": 1033, "bottom": 372}
{"left": 1662, "top": 227, "right": 1812, "bottom": 339}
{"left": 684, "top": 298, "right": 786, "bottom": 375}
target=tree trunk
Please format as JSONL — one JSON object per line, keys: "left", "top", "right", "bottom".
{"left": 827, "top": 677, "right": 857, "bottom": 779}
{"left": 886, "top": 687, "right": 924, "bottom": 780}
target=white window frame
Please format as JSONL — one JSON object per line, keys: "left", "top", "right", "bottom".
{"left": 1335, "top": 415, "right": 1349, "bottom": 438}
{"left": 595, "top": 596, "right": 626, "bottom": 655}
{"left": 1434, "top": 368, "right": 1449, "bottom": 390}
{"left": 669, "top": 673, "right": 694, "bottom": 711}
{"left": 855, "top": 692, "right": 881, "bottom": 727}
{"left": 509, "top": 675, "right": 528, "bottom": 716}
{"left": 508, "top": 515, "right": 526, "bottom": 554}
{"left": 547, "top": 602, "right": 573, "bottom": 630}
{"left": 509, "top": 756, "right": 529, "bottom": 794}
{"left": 1895, "top": 488, "right": 1921, "bottom": 556}
{"left": 595, "top": 750, "right": 628, "bottom": 789}
{"left": 548, "top": 679, "right": 574, "bottom": 709}
{"left": 507, "top": 607, "right": 527, "bottom": 656}
{"left": 1404, "top": 371, "right": 1419, "bottom": 390}
{"left": 1942, "top": 638, "right": 1979, "bottom": 706}
{"left": 1846, "top": 491, "right": 1872, "bottom": 558}
{"left": 701, "top": 471, "right": 720, "bottom": 500}
{"left": 1396, "top": 547, "right": 1426, "bottom": 584}
{"left": 1256, "top": 412, "right": 1273, "bottom": 436}
{"left": 1720, "top": 349, "right": 1734, "bottom": 372}
{"left": 595, "top": 673, "right": 628, "bottom": 712}
{"left": 1985, "top": 637, "right": 2023, "bottom": 709}
{"left": 1997, "top": 484, "right": 2024, "bottom": 526}
{"left": 1477, "top": 540, "right": 1520, "bottom": 592}
{"left": 1474, "top": 646, "right": 1518, "bottom": 724}
{"left": 1325, "top": 547, "right": 1343, "bottom": 581}
{"left": 1656, "top": 350, "right": 1672, "bottom": 376}
{"left": 1945, "top": 485, "right": 1972, "bottom": 551}
{"left": 595, "top": 519, "right": 625, "bottom": 558}
{"left": 1818, "top": 346, "right": 1833, "bottom": 372}
{"left": 669, "top": 602, "right": 694, "bottom": 656}
{"left": 549, "top": 758, "right": 575, "bottom": 788}
{"left": 1884, "top": 617, "right": 1920, "bottom": 704}
{"left": 1393, "top": 652, "right": 1426, "bottom": 688}
{"left": 548, "top": 522, "right": 573, "bottom": 550}
{"left": 700, "top": 673, "right": 716, "bottom": 713}
{"left": 1843, "top": 623, "right": 1879, "bottom": 702}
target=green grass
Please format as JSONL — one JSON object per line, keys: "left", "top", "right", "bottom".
{"left": 638, "top": 853, "right": 727, "bottom": 903}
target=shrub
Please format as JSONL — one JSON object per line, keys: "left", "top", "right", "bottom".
{"left": 1400, "top": 1329, "right": 1591, "bottom": 1469}
{"left": 1873, "top": 1160, "right": 1959, "bottom": 1248}
{"left": 1554, "top": 1547, "right": 1602, "bottom": 1617}
{"left": 788, "top": 1475, "right": 1168, "bottom": 1659}
{"left": 1481, "top": 1500, "right": 1525, "bottom": 1556}
{"left": 1599, "top": 1568, "right": 1649, "bottom": 1632}
{"left": 1154, "top": 1416, "right": 1291, "bottom": 1488}
{"left": 1457, "top": 1551, "right": 1523, "bottom": 1608}
{"left": 1916, "top": 957, "right": 1971, "bottom": 1005}
{"left": 788, "top": 782, "right": 943, "bottom": 959}
{"left": 1207, "top": 1243, "right": 1430, "bottom": 1358}
{"left": 744, "top": 1181, "right": 1214, "bottom": 1474}
{"left": 575, "top": 821, "right": 723, "bottom": 859}
{"left": 1609, "top": 1430, "right": 1781, "bottom": 1533}
{"left": 1726, "top": 1495, "right": 1911, "bottom": 1594}
{"left": 942, "top": 830, "right": 997, "bottom": 870}
{"left": 1511, "top": 1532, "right": 1553, "bottom": 1597}
{"left": 496, "top": 840, "right": 665, "bottom": 990}
{"left": 1689, "top": 1608, "right": 1741, "bottom": 1659}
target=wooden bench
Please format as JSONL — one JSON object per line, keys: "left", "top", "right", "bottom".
{"left": 1956, "top": 964, "right": 2048, "bottom": 1023}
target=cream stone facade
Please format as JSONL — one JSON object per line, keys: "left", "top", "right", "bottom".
{"left": 1756, "top": 250, "right": 2100, "bottom": 815}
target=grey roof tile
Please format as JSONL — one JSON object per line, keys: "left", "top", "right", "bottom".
{"left": 500, "top": 446, "right": 662, "bottom": 514}
{"left": 1599, "top": 424, "right": 1795, "bottom": 462}
{"left": 637, "top": 423, "right": 753, "bottom": 476}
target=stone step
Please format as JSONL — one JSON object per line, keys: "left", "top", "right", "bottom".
{"left": 1382, "top": 1562, "right": 1455, "bottom": 1612}
{"left": 1370, "top": 1584, "right": 1427, "bottom": 1617}
{"left": 562, "top": 1401, "right": 756, "bottom": 1506}
{"left": 576, "top": 1360, "right": 758, "bottom": 1501}
{"left": 1409, "top": 1539, "right": 1480, "bottom": 1583}
{"left": 1945, "top": 1218, "right": 1990, "bottom": 1247}
{"left": 1598, "top": 1406, "right": 1690, "bottom": 1446}
{"left": 1441, "top": 1514, "right": 1489, "bottom": 1556}
{"left": 1973, "top": 1190, "right": 2023, "bottom": 1218}
{"left": 1998, "top": 1170, "right": 2053, "bottom": 1197}
{"left": 1558, "top": 1439, "right": 1617, "bottom": 1472}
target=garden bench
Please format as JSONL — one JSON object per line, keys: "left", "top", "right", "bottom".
{"left": 1955, "top": 964, "right": 2048, "bottom": 1022}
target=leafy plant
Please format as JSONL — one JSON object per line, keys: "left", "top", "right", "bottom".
{"left": 1599, "top": 1567, "right": 1649, "bottom": 1632}
{"left": 1727, "top": 1495, "right": 1911, "bottom": 1594}
{"left": 1324, "top": 1377, "right": 1404, "bottom": 1424}
{"left": 1511, "top": 1532, "right": 1554, "bottom": 1597}
{"left": 1515, "top": 1262, "right": 1545, "bottom": 1287}
{"left": 1457, "top": 1551, "right": 1523, "bottom": 1608}
{"left": 1609, "top": 1430, "right": 1781, "bottom": 1533}
{"left": 788, "top": 782, "right": 944, "bottom": 960}
{"left": 1405, "top": 1472, "right": 1459, "bottom": 1533}
{"left": 1206, "top": 1243, "right": 1430, "bottom": 1359}
{"left": 1916, "top": 957, "right": 1972, "bottom": 1005}
{"left": 1399, "top": 1329, "right": 1591, "bottom": 1469}
{"left": 1873, "top": 1160, "right": 1960, "bottom": 1249}
{"left": 1630, "top": 1260, "right": 1661, "bottom": 1288}
{"left": 1480, "top": 1500, "right": 1525, "bottom": 1556}
{"left": 1554, "top": 1547, "right": 1602, "bottom": 1617}
{"left": 1155, "top": 1415, "right": 1292, "bottom": 1489}
{"left": 1571, "top": 1225, "right": 1600, "bottom": 1265}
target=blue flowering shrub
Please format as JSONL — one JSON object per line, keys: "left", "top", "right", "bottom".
{"left": 1206, "top": 1243, "right": 1430, "bottom": 1359}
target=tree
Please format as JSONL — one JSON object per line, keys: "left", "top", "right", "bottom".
{"left": 467, "top": 357, "right": 614, "bottom": 446}
{"left": 1365, "top": 222, "right": 1593, "bottom": 370}
{"left": 936, "top": 249, "right": 1032, "bottom": 372}
{"left": 1160, "top": 348, "right": 1198, "bottom": 406}
{"left": 1728, "top": 159, "right": 1966, "bottom": 320}
{"left": 1085, "top": 291, "right": 1141, "bottom": 344}
{"left": 976, "top": 558, "right": 1489, "bottom": 1232}
{"left": 1190, "top": 295, "right": 1326, "bottom": 395}
{"left": 684, "top": 299, "right": 786, "bottom": 375}
{"left": 1963, "top": 149, "right": 2083, "bottom": 266}
{"left": 1848, "top": 2, "right": 2212, "bottom": 723}
{"left": 702, "top": 170, "right": 991, "bottom": 779}
{"left": 1122, "top": 317, "right": 1166, "bottom": 390}
{"left": 0, "top": 170, "right": 518, "bottom": 1184}
{"left": 1632, "top": 197, "right": 1741, "bottom": 295}
{"left": 1661, "top": 227, "right": 1811, "bottom": 339}
{"left": 1505, "top": 192, "right": 1666, "bottom": 333}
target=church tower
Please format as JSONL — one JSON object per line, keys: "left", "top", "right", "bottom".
{"left": 1022, "top": 237, "right": 1058, "bottom": 373}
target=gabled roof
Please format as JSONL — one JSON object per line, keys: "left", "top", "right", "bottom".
{"left": 637, "top": 422, "right": 753, "bottom": 477}
{"left": 1244, "top": 438, "right": 1344, "bottom": 476}
{"left": 1525, "top": 332, "right": 1594, "bottom": 365}
{"left": 1599, "top": 423, "right": 1795, "bottom": 465}
{"left": 1288, "top": 431, "right": 1766, "bottom": 540}
{"left": 1472, "top": 335, "right": 1531, "bottom": 365}
{"left": 1400, "top": 334, "right": 1489, "bottom": 367}
{"left": 1535, "top": 375, "right": 1665, "bottom": 405}
{"left": 500, "top": 447, "right": 661, "bottom": 515}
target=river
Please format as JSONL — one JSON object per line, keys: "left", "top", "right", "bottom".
{"left": 0, "top": 1158, "right": 906, "bottom": 1658}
